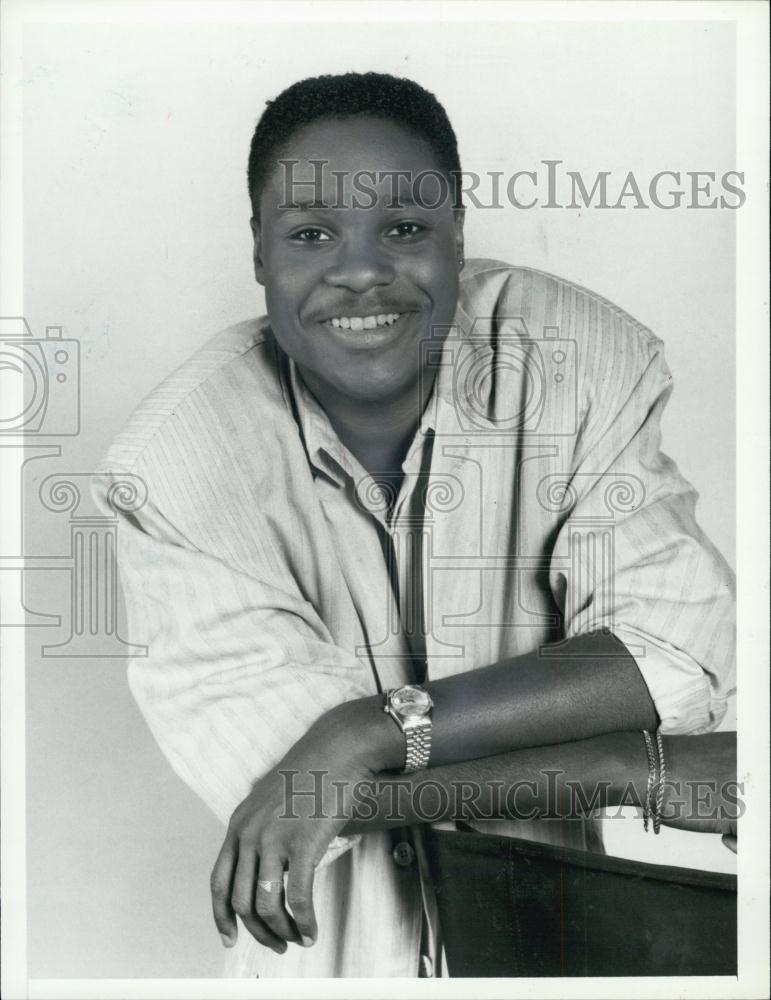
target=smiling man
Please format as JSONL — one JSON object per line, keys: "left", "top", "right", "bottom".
{"left": 94, "top": 73, "right": 736, "bottom": 978}
{"left": 253, "top": 111, "right": 463, "bottom": 496}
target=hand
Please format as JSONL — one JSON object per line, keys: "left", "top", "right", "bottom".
{"left": 660, "top": 795, "right": 739, "bottom": 851}
{"left": 721, "top": 830, "right": 737, "bottom": 854}
{"left": 657, "top": 733, "right": 740, "bottom": 853}
{"left": 209, "top": 713, "right": 377, "bottom": 954}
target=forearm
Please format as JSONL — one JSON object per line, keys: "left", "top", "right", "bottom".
{"left": 342, "top": 731, "right": 738, "bottom": 833}
{"left": 426, "top": 631, "right": 658, "bottom": 766}
{"left": 327, "top": 630, "right": 658, "bottom": 773}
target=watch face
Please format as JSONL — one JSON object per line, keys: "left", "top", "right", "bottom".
{"left": 392, "top": 685, "right": 432, "bottom": 718}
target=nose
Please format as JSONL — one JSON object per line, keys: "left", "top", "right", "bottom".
{"left": 323, "top": 236, "right": 395, "bottom": 294}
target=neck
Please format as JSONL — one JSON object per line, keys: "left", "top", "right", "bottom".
{"left": 297, "top": 364, "right": 436, "bottom": 478}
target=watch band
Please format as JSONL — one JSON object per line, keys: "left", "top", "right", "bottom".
{"left": 384, "top": 686, "right": 434, "bottom": 773}
{"left": 403, "top": 717, "right": 432, "bottom": 773}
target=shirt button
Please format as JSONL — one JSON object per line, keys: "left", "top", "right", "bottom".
{"left": 392, "top": 841, "right": 415, "bottom": 867}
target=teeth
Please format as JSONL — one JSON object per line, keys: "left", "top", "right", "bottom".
{"left": 327, "top": 313, "right": 402, "bottom": 329}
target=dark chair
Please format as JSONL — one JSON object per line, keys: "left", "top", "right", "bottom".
{"left": 424, "top": 828, "right": 736, "bottom": 977}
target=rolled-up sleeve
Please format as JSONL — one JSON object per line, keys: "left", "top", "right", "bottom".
{"left": 92, "top": 467, "right": 373, "bottom": 851}
{"left": 611, "top": 627, "right": 728, "bottom": 734}
{"left": 551, "top": 335, "right": 735, "bottom": 734}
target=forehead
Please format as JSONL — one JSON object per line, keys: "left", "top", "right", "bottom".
{"left": 259, "top": 115, "right": 449, "bottom": 215}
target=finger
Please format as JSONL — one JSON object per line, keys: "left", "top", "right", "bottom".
{"left": 231, "top": 840, "right": 287, "bottom": 955}
{"left": 286, "top": 857, "right": 318, "bottom": 947}
{"left": 210, "top": 834, "right": 238, "bottom": 947}
{"left": 239, "top": 910, "right": 289, "bottom": 955}
{"left": 721, "top": 833, "right": 737, "bottom": 854}
{"left": 255, "top": 854, "right": 302, "bottom": 945}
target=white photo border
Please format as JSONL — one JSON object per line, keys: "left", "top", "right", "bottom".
{"left": 1, "top": 1, "right": 768, "bottom": 998}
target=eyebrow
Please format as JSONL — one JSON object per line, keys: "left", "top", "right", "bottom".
{"left": 277, "top": 199, "right": 336, "bottom": 213}
{"left": 277, "top": 193, "right": 426, "bottom": 213}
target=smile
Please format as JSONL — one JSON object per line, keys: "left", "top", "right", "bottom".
{"left": 325, "top": 313, "right": 401, "bottom": 330}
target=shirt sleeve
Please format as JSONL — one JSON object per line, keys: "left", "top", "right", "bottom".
{"left": 92, "top": 468, "right": 372, "bottom": 860}
{"left": 548, "top": 335, "right": 735, "bottom": 734}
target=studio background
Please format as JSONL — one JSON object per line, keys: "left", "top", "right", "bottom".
{"left": 22, "top": 19, "right": 736, "bottom": 978}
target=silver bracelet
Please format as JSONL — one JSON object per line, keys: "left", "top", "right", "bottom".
{"left": 641, "top": 729, "right": 657, "bottom": 832}
{"left": 653, "top": 730, "right": 667, "bottom": 834}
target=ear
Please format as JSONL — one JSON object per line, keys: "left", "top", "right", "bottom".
{"left": 250, "top": 217, "right": 265, "bottom": 286}
{"left": 453, "top": 207, "right": 466, "bottom": 269}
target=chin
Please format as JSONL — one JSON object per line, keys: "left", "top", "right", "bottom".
{"left": 349, "top": 373, "right": 416, "bottom": 406}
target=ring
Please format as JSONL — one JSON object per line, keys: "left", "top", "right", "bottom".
{"left": 257, "top": 879, "right": 284, "bottom": 894}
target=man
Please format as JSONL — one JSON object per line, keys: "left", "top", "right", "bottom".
{"left": 94, "top": 72, "right": 735, "bottom": 977}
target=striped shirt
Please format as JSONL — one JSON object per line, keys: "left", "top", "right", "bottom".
{"left": 93, "top": 260, "right": 736, "bottom": 977}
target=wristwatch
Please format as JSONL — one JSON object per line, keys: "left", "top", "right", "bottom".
{"left": 383, "top": 684, "right": 434, "bottom": 773}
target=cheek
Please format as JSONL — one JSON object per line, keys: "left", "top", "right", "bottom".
{"left": 414, "top": 257, "right": 459, "bottom": 318}
{"left": 265, "top": 267, "right": 311, "bottom": 319}
{"left": 406, "top": 230, "right": 459, "bottom": 308}
{"left": 263, "top": 240, "right": 321, "bottom": 303}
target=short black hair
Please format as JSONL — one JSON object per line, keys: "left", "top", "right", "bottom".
{"left": 247, "top": 72, "right": 463, "bottom": 211}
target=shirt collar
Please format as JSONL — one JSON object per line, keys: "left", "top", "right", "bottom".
{"left": 286, "top": 357, "right": 354, "bottom": 488}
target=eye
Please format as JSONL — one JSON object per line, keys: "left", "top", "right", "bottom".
{"left": 289, "top": 227, "right": 332, "bottom": 243}
{"left": 386, "top": 221, "right": 426, "bottom": 239}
